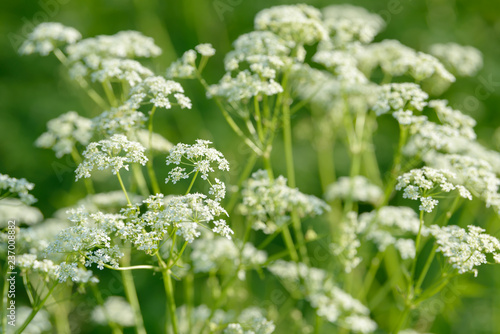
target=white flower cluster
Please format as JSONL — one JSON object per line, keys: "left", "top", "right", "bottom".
{"left": 66, "top": 30, "right": 161, "bottom": 63}
{"left": 321, "top": 5, "right": 385, "bottom": 47}
{"left": 75, "top": 134, "right": 148, "bottom": 179}
{"left": 128, "top": 76, "right": 192, "bottom": 109}
{"left": 16, "top": 254, "right": 59, "bottom": 281}
{"left": 0, "top": 199, "right": 43, "bottom": 227}
{"left": 254, "top": 4, "right": 328, "bottom": 46}
{"left": 312, "top": 50, "right": 369, "bottom": 86}
{"left": 92, "top": 296, "right": 135, "bottom": 327}
{"left": 268, "top": 260, "right": 377, "bottom": 333}
{"left": 190, "top": 233, "right": 267, "bottom": 274}
{"left": 6, "top": 218, "right": 68, "bottom": 254}
{"left": 224, "top": 308, "right": 276, "bottom": 334}
{"left": 35, "top": 111, "right": 93, "bottom": 158}
{"left": 240, "top": 170, "right": 329, "bottom": 234}
{"left": 359, "top": 206, "right": 424, "bottom": 259}
{"left": 208, "top": 70, "right": 283, "bottom": 102}
{"left": 324, "top": 176, "right": 383, "bottom": 205}
{"left": 91, "top": 58, "right": 153, "bottom": 86}
{"left": 330, "top": 212, "right": 362, "bottom": 273}
{"left": 428, "top": 100, "right": 476, "bottom": 140}
{"left": 92, "top": 102, "right": 146, "bottom": 136}
{"left": 224, "top": 31, "right": 292, "bottom": 75}
{"left": 57, "top": 262, "right": 99, "bottom": 283}
{"left": 166, "top": 43, "right": 216, "bottom": 79}
{"left": 423, "top": 153, "right": 500, "bottom": 214}
{"left": 372, "top": 83, "right": 428, "bottom": 117}
{"left": 429, "top": 224, "right": 500, "bottom": 276}
{"left": 0, "top": 173, "right": 37, "bottom": 205}
{"left": 396, "top": 167, "right": 472, "bottom": 212}
{"left": 45, "top": 207, "right": 125, "bottom": 269}
{"left": 120, "top": 193, "right": 231, "bottom": 251}
{"left": 165, "top": 139, "right": 229, "bottom": 183}
{"left": 429, "top": 43, "right": 483, "bottom": 77}
{"left": 357, "top": 40, "right": 455, "bottom": 83}
{"left": 19, "top": 22, "right": 81, "bottom": 56}
{"left": 176, "top": 305, "right": 275, "bottom": 334}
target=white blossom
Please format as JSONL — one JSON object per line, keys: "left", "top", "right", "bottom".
{"left": 430, "top": 43, "right": 483, "bottom": 77}
{"left": 0, "top": 174, "right": 37, "bottom": 205}
{"left": 75, "top": 134, "right": 148, "bottom": 179}
{"left": 19, "top": 22, "right": 81, "bottom": 56}
{"left": 324, "top": 176, "right": 383, "bottom": 205}
{"left": 35, "top": 111, "right": 93, "bottom": 158}
{"left": 429, "top": 224, "right": 500, "bottom": 275}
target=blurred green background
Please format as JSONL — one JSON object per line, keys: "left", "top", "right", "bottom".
{"left": 1, "top": 0, "right": 500, "bottom": 333}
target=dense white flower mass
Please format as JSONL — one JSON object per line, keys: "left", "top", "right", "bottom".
{"left": 224, "top": 31, "right": 292, "bottom": 74}
{"left": 91, "top": 58, "right": 153, "bottom": 86}
{"left": 423, "top": 153, "right": 500, "bottom": 214}
{"left": 195, "top": 43, "right": 216, "bottom": 57}
{"left": 321, "top": 5, "right": 385, "bottom": 47}
{"left": 75, "top": 134, "right": 148, "bottom": 179}
{"left": 396, "top": 167, "right": 472, "bottom": 212}
{"left": 92, "top": 103, "right": 146, "bottom": 136}
{"left": 208, "top": 70, "right": 283, "bottom": 102}
{"left": 35, "top": 111, "right": 93, "bottom": 158}
{"left": 268, "top": 260, "right": 376, "bottom": 333}
{"left": 330, "top": 212, "right": 362, "bottom": 273}
{"left": 372, "top": 83, "right": 428, "bottom": 117}
{"left": 166, "top": 49, "right": 198, "bottom": 79}
{"left": 224, "top": 308, "right": 276, "bottom": 334}
{"left": 428, "top": 100, "right": 476, "bottom": 140}
{"left": 128, "top": 76, "right": 192, "bottom": 109}
{"left": 429, "top": 43, "right": 483, "bottom": 77}
{"left": 359, "top": 206, "right": 424, "bottom": 259}
{"left": 254, "top": 4, "right": 328, "bottom": 46}
{"left": 0, "top": 173, "right": 37, "bottom": 205}
{"left": 165, "top": 140, "right": 229, "bottom": 183}
{"left": 92, "top": 296, "right": 135, "bottom": 327}
{"left": 190, "top": 233, "right": 267, "bottom": 273}
{"left": 325, "top": 176, "right": 383, "bottom": 205}
{"left": 313, "top": 50, "right": 369, "bottom": 86}
{"left": 19, "top": 22, "right": 81, "bottom": 56}
{"left": 0, "top": 199, "right": 43, "bottom": 227}
{"left": 357, "top": 40, "right": 455, "bottom": 83}
{"left": 240, "top": 170, "right": 329, "bottom": 234}
{"left": 66, "top": 30, "right": 161, "bottom": 63}
{"left": 429, "top": 225, "right": 500, "bottom": 276}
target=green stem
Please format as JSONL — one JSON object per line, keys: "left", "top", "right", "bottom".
{"left": 414, "top": 244, "right": 438, "bottom": 294}
{"left": 102, "top": 79, "right": 118, "bottom": 107}
{"left": 358, "top": 251, "right": 384, "bottom": 301}
{"left": 226, "top": 152, "right": 258, "bottom": 214}
{"left": 121, "top": 247, "right": 147, "bottom": 334}
{"left": 116, "top": 171, "right": 132, "bottom": 205}
{"left": 157, "top": 254, "right": 179, "bottom": 334}
{"left": 185, "top": 170, "right": 199, "bottom": 195}
{"left": 281, "top": 226, "right": 299, "bottom": 262}
{"left": 254, "top": 96, "right": 265, "bottom": 143}
{"left": 282, "top": 79, "right": 309, "bottom": 264}
{"left": 147, "top": 106, "right": 161, "bottom": 194}
{"left": 380, "top": 125, "right": 408, "bottom": 207}
{"left": 91, "top": 284, "right": 123, "bottom": 334}
{"left": 53, "top": 48, "right": 108, "bottom": 110}
{"left": 392, "top": 303, "right": 411, "bottom": 334}
{"left": 132, "top": 163, "right": 150, "bottom": 197}
{"left": 15, "top": 284, "right": 57, "bottom": 334}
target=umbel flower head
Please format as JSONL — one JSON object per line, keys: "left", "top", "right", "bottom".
{"left": 128, "top": 76, "right": 192, "bottom": 109}
{"left": 254, "top": 4, "right": 328, "bottom": 46}
{"left": 165, "top": 139, "right": 230, "bottom": 183}
{"left": 35, "top": 111, "right": 93, "bottom": 158}
{"left": 395, "top": 167, "right": 472, "bottom": 212}
{"left": 75, "top": 134, "right": 148, "bottom": 180}
{"left": 429, "top": 224, "right": 500, "bottom": 277}
{"left": 19, "top": 22, "right": 81, "bottom": 56}
{"left": 429, "top": 42, "right": 483, "bottom": 77}
{"left": 240, "top": 170, "right": 329, "bottom": 234}
{"left": 166, "top": 43, "right": 215, "bottom": 79}
{"left": 0, "top": 173, "right": 37, "bottom": 205}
